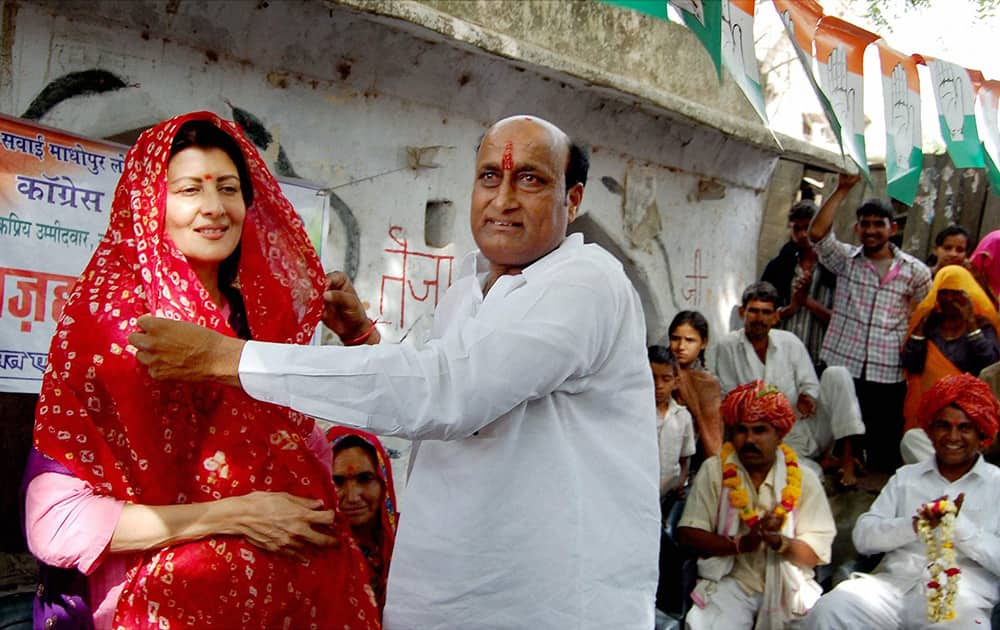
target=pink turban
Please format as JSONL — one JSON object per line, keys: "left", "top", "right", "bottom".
{"left": 721, "top": 380, "right": 796, "bottom": 438}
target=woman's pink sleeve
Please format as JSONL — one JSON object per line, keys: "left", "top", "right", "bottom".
{"left": 24, "top": 472, "right": 125, "bottom": 575}
{"left": 306, "top": 423, "right": 334, "bottom": 475}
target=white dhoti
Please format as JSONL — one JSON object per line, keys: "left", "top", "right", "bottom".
{"left": 784, "top": 366, "right": 865, "bottom": 461}
{"left": 804, "top": 572, "right": 993, "bottom": 630}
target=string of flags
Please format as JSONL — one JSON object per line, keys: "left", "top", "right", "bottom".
{"left": 602, "top": 0, "right": 1000, "bottom": 205}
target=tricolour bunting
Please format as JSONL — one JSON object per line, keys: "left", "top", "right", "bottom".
{"left": 815, "top": 17, "right": 878, "bottom": 177}
{"left": 722, "top": 0, "right": 771, "bottom": 128}
{"left": 667, "top": 0, "right": 723, "bottom": 79}
{"left": 918, "top": 55, "right": 985, "bottom": 168}
{"left": 876, "top": 41, "right": 924, "bottom": 205}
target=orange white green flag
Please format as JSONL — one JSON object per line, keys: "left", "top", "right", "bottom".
{"left": 815, "top": 17, "right": 878, "bottom": 177}
{"left": 978, "top": 81, "right": 1000, "bottom": 191}
{"left": 772, "top": 1, "right": 844, "bottom": 157}
{"left": 918, "top": 55, "right": 985, "bottom": 168}
{"left": 721, "top": 0, "right": 771, "bottom": 130}
{"left": 876, "top": 41, "right": 923, "bottom": 205}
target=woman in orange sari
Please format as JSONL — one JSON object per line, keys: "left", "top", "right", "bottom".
{"left": 900, "top": 265, "right": 1000, "bottom": 463}
{"left": 26, "top": 112, "right": 379, "bottom": 629}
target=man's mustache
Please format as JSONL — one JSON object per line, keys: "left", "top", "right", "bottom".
{"left": 740, "top": 444, "right": 761, "bottom": 455}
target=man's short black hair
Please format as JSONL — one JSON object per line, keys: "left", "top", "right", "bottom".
{"left": 647, "top": 345, "right": 677, "bottom": 369}
{"left": 741, "top": 281, "right": 781, "bottom": 308}
{"left": 566, "top": 141, "right": 589, "bottom": 191}
{"left": 935, "top": 224, "right": 970, "bottom": 247}
{"left": 788, "top": 200, "right": 818, "bottom": 223}
{"left": 856, "top": 198, "right": 895, "bottom": 221}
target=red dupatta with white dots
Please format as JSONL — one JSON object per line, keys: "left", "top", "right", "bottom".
{"left": 33, "top": 111, "right": 379, "bottom": 629}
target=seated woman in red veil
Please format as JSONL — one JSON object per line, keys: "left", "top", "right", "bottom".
{"left": 327, "top": 427, "right": 399, "bottom": 618}
{"left": 23, "top": 112, "right": 379, "bottom": 629}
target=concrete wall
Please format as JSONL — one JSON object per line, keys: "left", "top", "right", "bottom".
{"left": 1, "top": 0, "right": 793, "bottom": 344}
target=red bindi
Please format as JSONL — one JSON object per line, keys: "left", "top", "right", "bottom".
{"left": 501, "top": 141, "right": 514, "bottom": 171}
{"left": 203, "top": 174, "right": 212, "bottom": 180}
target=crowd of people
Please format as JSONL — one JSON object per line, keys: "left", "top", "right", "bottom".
{"left": 18, "top": 111, "right": 1000, "bottom": 629}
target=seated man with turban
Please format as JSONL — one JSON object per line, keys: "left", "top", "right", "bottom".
{"left": 677, "top": 380, "right": 836, "bottom": 629}
{"left": 805, "top": 373, "right": 1000, "bottom": 629}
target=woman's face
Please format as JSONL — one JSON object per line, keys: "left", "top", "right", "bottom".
{"left": 669, "top": 322, "right": 707, "bottom": 369}
{"left": 934, "top": 235, "right": 968, "bottom": 269}
{"left": 165, "top": 146, "right": 246, "bottom": 276}
{"left": 332, "top": 446, "right": 384, "bottom": 529}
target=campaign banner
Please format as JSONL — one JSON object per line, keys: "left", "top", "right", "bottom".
{"left": 919, "top": 55, "right": 985, "bottom": 169}
{"left": 772, "top": 0, "right": 844, "bottom": 158}
{"left": 815, "top": 17, "right": 878, "bottom": 177}
{"left": 722, "top": 0, "right": 771, "bottom": 129}
{"left": 0, "top": 114, "right": 327, "bottom": 393}
{"left": 667, "top": 0, "right": 723, "bottom": 79}
{"left": 876, "top": 41, "right": 924, "bottom": 205}
{"left": 978, "top": 81, "right": 1000, "bottom": 191}
{"left": 602, "top": 0, "right": 669, "bottom": 20}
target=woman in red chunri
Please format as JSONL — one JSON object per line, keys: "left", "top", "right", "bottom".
{"left": 24, "top": 112, "right": 379, "bottom": 629}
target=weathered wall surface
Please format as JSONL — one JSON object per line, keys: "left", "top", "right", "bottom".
{"left": 1, "top": 0, "right": 789, "bottom": 343}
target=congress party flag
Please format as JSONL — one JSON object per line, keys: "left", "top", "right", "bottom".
{"left": 601, "top": 0, "right": 669, "bottom": 20}
{"left": 978, "top": 81, "right": 1000, "bottom": 192}
{"left": 772, "top": 1, "right": 843, "bottom": 155}
{"left": 721, "top": 0, "right": 771, "bottom": 128}
{"left": 919, "top": 55, "right": 985, "bottom": 168}
{"left": 876, "top": 41, "right": 923, "bottom": 205}
{"left": 667, "top": 0, "right": 723, "bottom": 79}
{"left": 815, "top": 17, "right": 878, "bottom": 177}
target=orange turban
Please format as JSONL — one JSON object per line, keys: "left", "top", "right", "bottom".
{"left": 919, "top": 373, "right": 1000, "bottom": 448}
{"left": 721, "top": 380, "right": 796, "bottom": 438}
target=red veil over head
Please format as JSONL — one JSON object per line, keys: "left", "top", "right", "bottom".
{"left": 33, "top": 112, "right": 379, "bottom": 629}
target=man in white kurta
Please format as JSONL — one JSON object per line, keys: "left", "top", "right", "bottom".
{"left": 130, "top": 116, "right": 660, "bottom": 629}
{"left": 711, "top": 281, "right": 864, "bottom": 483}
{"left": 805, "top": 374, "right": 1000, "bottom": 629}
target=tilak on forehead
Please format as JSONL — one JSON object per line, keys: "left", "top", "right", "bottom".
{"left": 204, "top": 174, "right": 213, "bottom": 180}
{"left": 501, "top": 141, "right": 514, "bottom": 171}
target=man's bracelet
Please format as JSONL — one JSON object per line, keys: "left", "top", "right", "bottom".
{"left": 967, "top": 328, "right": 983, "bottom": 339}
{"left": 343, "top": 319, "right": 379, "bottom": 346}
{"left": 774, "top": 536, "right": 790, "bottom": 554}
{"left": 728, "top": 534, "right": 742, "bottom": 555}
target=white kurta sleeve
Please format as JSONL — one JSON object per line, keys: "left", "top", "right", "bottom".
{"left": 239, "top": 275, "right": 619, "bottom": 441}
{"left": 852, "top": 474, "right": 919, "bottom": 555}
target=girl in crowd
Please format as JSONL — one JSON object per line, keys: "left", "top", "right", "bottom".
{"left": 24, "top": 112, "right": 379, "bottom": 629}
{"left": 328, "top": 428, "right": 399, "bottom": 619}
{"left": 900, "top": 265, "right": 1000, "bottom": 463}
{"left": 668, "top": 311, "right": 723, "bottom": 459}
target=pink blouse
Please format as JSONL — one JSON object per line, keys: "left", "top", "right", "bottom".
{"left": 25, "top": 423, "right": 333, "bottom": 630}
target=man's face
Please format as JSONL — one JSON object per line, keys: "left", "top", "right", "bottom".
{"left": 731, "top": 421, "right": 780, "bottom": 472}
{"left": 928, "top": 405, "right": 982, "bottom": 472}
{"left": 739, "top": 299, "right": 778, "bottom": 342}
{"left": 470, "top": 118, "right": 582, "bottom": 270}
{"left": 650, "top": 362, "right": 678, "bottom": 406}
{"left": 789, "top": 217, "right": 812, "bottom": 250}
{"left": 854, "top": 213, "right": 895, "bottom": 254}
{"left": 934, "top": 234, "right": 968, "bottom": 269}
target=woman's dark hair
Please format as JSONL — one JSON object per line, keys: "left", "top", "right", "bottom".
{"left": 668, "top": 310, "right": 710, "bottom": 365}
{"left": 170, "top": 119, "right": 253, "bottom": 338}
{"left": 170, "top": 120, "right": 253, "bottom": 207}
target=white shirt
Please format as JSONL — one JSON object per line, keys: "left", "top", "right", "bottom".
{"left": 239, "top": 234, "right": 660, "bottom": 629}
{"left": 658, "top": 400, "right": 695, "bottom": 494}
{"left": 853, "top": 456, "right": 1000, "bottom": 607}
{"left": 711, "top": 328, "right": 819, "bottom": 407}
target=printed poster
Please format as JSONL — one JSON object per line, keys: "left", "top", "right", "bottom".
{"left": 920, "top": 55, "right": 985, "bottom": 168}
{"left": 815, "top": 17, "right": 878, "bottom": 177}
{"left": 876, "top": 41, "right": 924, "bottom": 205}
{"left": 978, "top": 81, "right": 1000, "bottom": 192}
{"left": 667, "top": 0, "right": 723, "bottom": 80}
{"left": 0, "top": 114, "right": 327, "bottom": 393}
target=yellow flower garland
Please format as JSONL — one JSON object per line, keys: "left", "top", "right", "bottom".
{"left": 720, "top": 441, "right": 801, "bottom": 528}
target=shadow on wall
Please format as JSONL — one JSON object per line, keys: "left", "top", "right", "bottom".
{"left": 568, "top": 214, "right": 662, "bottom": 342}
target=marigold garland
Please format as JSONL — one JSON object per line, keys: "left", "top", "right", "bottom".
{"left": 916, "top": 498, "right": 961, "bottom": 623}
{"left": 720, "top": 441, "right": 801, "bottom": 528}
